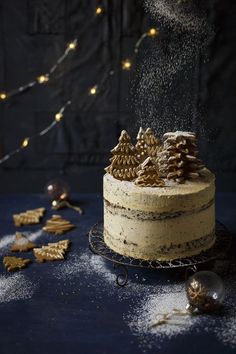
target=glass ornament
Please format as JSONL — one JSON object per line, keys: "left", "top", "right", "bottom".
{"left": 45, "top": 179, "right": 70, "bottom": 202}
{"left": 186, "top": 271, "right": 225, "bottom": 313}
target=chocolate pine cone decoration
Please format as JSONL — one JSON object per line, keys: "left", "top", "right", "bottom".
{"left": 135, "top": 127, "right": 148, "bottom": 163}
{"left": 105, "top": 130, "right": 139, "bottom": 181}
{"left": 145, "top": 127, "right": 161, "bottom": 158}
{"left": 135, "top": 157, "right": 165, "bottom": 187}
{"left": 159, "top": 131, "right": 205, "bottom": 183}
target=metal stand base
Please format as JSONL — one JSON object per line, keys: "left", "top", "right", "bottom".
{"left": 89, "top": 221, "right": 231, "bottom": 287}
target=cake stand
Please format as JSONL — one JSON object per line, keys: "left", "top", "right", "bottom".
{"left": 88, "top": 221, "right": 231, "bottom": 286}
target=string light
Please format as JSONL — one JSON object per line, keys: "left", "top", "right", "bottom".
{"left": 0, "top": 6, "right": 161, "bottom": 166}
{"left": 55, "top": 112, "right": 63, "bottom": 122}
{"left": 0, "top": 92, "right": 7, "bottom": 100}
{"left": 21, "top": 137, "right": 29, "bottom": 148}
{"left": 0, "top": 39, "right": 78, "bottom": 101}
{"left": 95, "top": 6, "right": 104, "bottom": 15}
{"left": 0, "top": 101, "right": 71, "bottom": 165}
{"left": 89, "top": 85, "right": 98, "bottom": 95}
{"left": 37, "top": 75, "right": 49, "bottom": 84}
{"left": 147, "top": 27, "right": 159, "bottom": 37}
{"left": 134, "top": 27, "right": 159, "bottom": 53}
{"left": 68, "top": 40, "right": 77, "bottom": 50}
{"left": 122, "top": 59, "right": 132, "bottom": 71}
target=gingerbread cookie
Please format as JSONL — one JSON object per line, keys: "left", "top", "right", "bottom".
{"left": 13, "top": 207, "right": 45, "bottom": 226}
{"left": 47, "top": 239, "right": 70, "bottom": 251}
{"left": 33, "top": 239, "right": 70, "bottom": 263}
{"left": 43, "top": 215, "right": 75, "bottom": 234}
{"left": 11, "top": 232, "right": 36, "bottom": 252}
{"left": 3, "top": 256, "right": 31, "bottom": 272}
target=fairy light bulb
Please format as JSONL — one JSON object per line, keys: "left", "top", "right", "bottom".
{"left": 122, "top": 59, "right": 132, "bottom": 71}
{"left": 55, "top": 112, "right": 63, "bottom": 122}
{"left": 0, "top": 92, "right": 7, "bottom": 100}
{"left": 147, "top": 28, "right": 159, "bottom": 37}
{"left": 95, "top": 6, "right": 104, "bottom": 15}
{"left": 21, "top": 137, "right": 29, "bottom": 148}
{"left": 68, "top": 40, "right": 77, "bottom": 50}
{"left": 37, "top": 75, "right": 49, "bottom": 84}
{"left": 89, "top": 85, "right": 98, "bottom": 95}
{"left": 52, "top": 200, "right": 58, "bottom": 207}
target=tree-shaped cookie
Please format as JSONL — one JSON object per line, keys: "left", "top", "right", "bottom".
{"left": 135, "top": 157, "right": 165, "bottom": 187}
{"left": 158, "top": 131, "right": 205, "bottom": 183}
{"left": 11, "top": 232, "right": 36, "bottom": 252}
{"left": 43, "top": 215, "right": 75, "bottom": 235}
{"left": 3, "top": 256, "right": 31, "bottom": 272}
{"left": 145, "top": 127, "right": 161, "bottom": 158}
{"left": 33, "top": 240, "right": 70, "bottom": 262}
{"left": 105, "top": 130, "right": 139, "bottom": 181}
{"left": 135, "top": 127, "right": 148, "bottom": 163}
{"left": 13, "top": 207, "right": 45, "bottom": 226}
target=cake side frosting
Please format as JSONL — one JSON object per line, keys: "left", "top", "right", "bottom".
{"left": 104, "top": 169, "right": 215, "bottom": 213}
{"left": 103, "top": 170, "right": 215, "bottom": 261}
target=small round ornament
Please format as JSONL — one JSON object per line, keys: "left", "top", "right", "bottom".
{"left": 45, "top": 179, "right": 70, "bottom": 202}
{"left": 186, "top": 271, "right": 225, "bottom": 313}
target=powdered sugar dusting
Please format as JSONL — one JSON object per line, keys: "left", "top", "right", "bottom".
{"left": 53, "top": 248, "right": 236, "bottom": 349}
{"left": 0, "top": 273, "right": 36, "bottom": 303}
{"left": 0, "top": 229, "right": 43, "bottom": 254}
{"left": 217, "top": 314, "right": 236, "bottom": 348}
{"left": 213, "top": 277, "right": 236, "bottom": 348}
{"left": 145, "top": 0, "right": 205, "bottom": 32}
{"left": 133, "top": 0, "right": 214, "bottom": 137}
{"left": 54, "top": 252, "right": 116, "bottom": 284}
{"left": 125, "top": 277, "right": 236, "bottom": 350}
{"left": 125, "top": 283, "right": 199, "bottom": 347}
{"left": 53, "top": 251, "right": 159, "bottom": 300}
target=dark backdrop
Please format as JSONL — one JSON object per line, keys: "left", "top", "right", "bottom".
{"left": 0, "top": 0, "right": 236, "bottom": 193}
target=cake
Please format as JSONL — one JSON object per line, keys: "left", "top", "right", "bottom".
{"left": 103, "top": 129, "right": 215, "bottom": 261}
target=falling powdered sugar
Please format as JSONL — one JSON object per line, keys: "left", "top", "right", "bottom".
{"left": 145, "top": 0, "right": 206, "bottom": 32}
{"left": 133, "top": 0, "right": 214, "bottom": 137}
{"left": 0, "top": 273, "right": 36, "bottom": 303}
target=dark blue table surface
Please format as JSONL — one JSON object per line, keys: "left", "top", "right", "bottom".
{"left": 0, "top": 193, "right": 235, "bottom": 354}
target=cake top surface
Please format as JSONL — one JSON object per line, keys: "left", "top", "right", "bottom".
{"left": 104, "top": 168, "right": 214, "bottom": 197}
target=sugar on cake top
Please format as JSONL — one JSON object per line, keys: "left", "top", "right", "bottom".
{"left": 105, "top": 128, "right": 205, "bottom": 186}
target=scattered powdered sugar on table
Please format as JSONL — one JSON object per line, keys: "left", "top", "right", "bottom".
{"left": 53, "top": 250, "right": 158, "bottom": 300}
{"left": 0, "top": 229, "right": 43, "bottom": 254}
{"left": 212, "top": 277, "right": 236, "bottom": 348}
{"left": 53, "top": 249, "right": 236, "bottom": 349}
{"left": 0, "top": 273, "right": 36, "bottom": 303}
{"left": 125, "top": 283, "right": 199, "bottom": 349}
{"left": 126, "top": 271, "right": 236, "bottom": 350}
{"left": 217, "top": 313, "right": 236, "bottom": 348}
{"left": 54, "top": 252, "right": 116, "bottom": 285}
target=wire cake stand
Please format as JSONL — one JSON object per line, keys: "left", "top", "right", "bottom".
{"left": 89, "top": 221, "right": 231, "bottom": 286}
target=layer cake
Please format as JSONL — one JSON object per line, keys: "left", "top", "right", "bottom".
{"left": 103, "top": 129, "right": 215, "bottom": 261}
